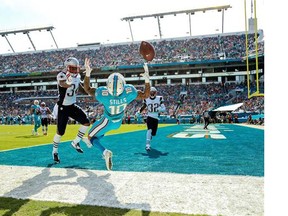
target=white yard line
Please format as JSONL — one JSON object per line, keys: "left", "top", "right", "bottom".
{"left": 0, "top": 165, "right": 264, "bottom": 216}
{"left": 235, "top": 123, "right": 264, "bottom": 130}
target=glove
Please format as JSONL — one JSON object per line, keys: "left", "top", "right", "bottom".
{"left": 140, "top": 63, "right": 150, "bottom": 83}
{"left": 84, "top": 58, "right": 92, "bottom": 77}
{"left": 158, "top": 104, "right": 166, "bottom": 112}
{"left": 66, "top": 72, "right": 72, "bottom": 85}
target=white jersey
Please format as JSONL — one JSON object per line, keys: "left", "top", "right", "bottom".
{"left": 40, "top": 107, "right": 50, "bottom": 119}
{"left": 57, "top": 72, "right": 81, "bottom": 106}
{"left": 144, "top": 96, "right": 165, "bottom": 120}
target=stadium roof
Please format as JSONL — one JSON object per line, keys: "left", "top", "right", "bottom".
{"left": 121, "top": 5, "right": 232, "bottom": 41}
{"left": 0, "top": 26, "right": 58, "bottom": 53}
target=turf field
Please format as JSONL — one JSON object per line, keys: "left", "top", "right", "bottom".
{"left": 0, "top": 123, "right": 264, "bottom": 176}
{"left": 0, "top": 123, "right": 264, "bottom": 216}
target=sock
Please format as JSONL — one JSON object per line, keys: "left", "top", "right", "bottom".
{"left": 73, "top": 125, "right": 89, "bottom": 144}
{"left": 53, "top": 134, "right": 61, "bottom": 153}
{"left": 146, "top": 129, "right": 152, "bottom": 145}
{"left": 90, "top": 136, "right": 105, "bottom": 153}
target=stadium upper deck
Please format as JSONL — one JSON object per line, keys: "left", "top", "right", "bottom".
{"left": 0, "top": 30, "right": 264, "bottom": 92}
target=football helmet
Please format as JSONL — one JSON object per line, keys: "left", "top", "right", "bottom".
{"left": 34, "top": 100, "right": 39, "bottom": 105}
{"left": 41, "top": 102, "right": 46, "bottom": 107}
{"left": 64, "top": 57, "right": 80, "bottom": 75}
{"left": 106, "top": 72, "right": 126, "bottom": 96}
{"left": 150, "top": 86, "right": 157, "bottom": 98}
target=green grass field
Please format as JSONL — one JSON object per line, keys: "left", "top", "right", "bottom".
{"left": 0, "top": 124, "right": 173, "bottom": 151}
{"left": 0, "top": 123, "right": 205, "bottom": 216}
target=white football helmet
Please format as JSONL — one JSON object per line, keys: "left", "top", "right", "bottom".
{"left": 64, "top": 57, "right": 80, "bottom": 76}
{"left": 106, "top": 72, "right": 126, "bottom": 96}
{"left": 34, "top": 100, "right": 39, "bottom": 105}
{"left": 150, "top": 86, "right": 157, "bottom": 98}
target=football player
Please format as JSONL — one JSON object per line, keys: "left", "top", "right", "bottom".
{"left": 139, "top": 87, "right": 166, "bottom": 151}
{"left": 31, "top": 100, "right": 41, "bottom": 136}
{"left": 52, "top": 57, "right": 90, "bottom": 163}
{"left": 82, "top": 58, "right": 150, "bottom": 170}
{"left": 39, "top": 102, "right": 52, "bottom": 135}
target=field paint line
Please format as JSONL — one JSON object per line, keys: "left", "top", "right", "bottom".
{"left": 234, "top": 124, "right": 264, "bottom": 130}
{"left": 0, "top": 142, "right": 55, "bottom": 152}
{"left": 0, "top": 124, "right": 177, "bottom": 152}
{"left": 0, "top": 165, "right": 264, "bottom": 216}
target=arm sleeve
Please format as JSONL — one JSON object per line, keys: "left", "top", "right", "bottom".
{"left": 158, "top": 97, "right": 166, "bottom": 112}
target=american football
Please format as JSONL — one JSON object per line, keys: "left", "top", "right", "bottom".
{"left": 139, "top": 41, "right": 155, "bottom": 61}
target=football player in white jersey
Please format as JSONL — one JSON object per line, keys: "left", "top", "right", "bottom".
{"left": 139, "top": 87, "right": 166, "bottom": 151}
{"left": 52, "top": 57, "right": 90, "bottom": 163}
{"left": 39, "top": 102, "right": 52, "bottom": 135}
{"left": 82, "top": 58, "right": 150, "bottom": 170}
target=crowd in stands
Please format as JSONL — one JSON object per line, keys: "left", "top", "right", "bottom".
{"left": 0, "top": 81, "right": 264, "bottom": 126}
{"left": 0, "top": 32, "right": 264, "bottom": 74}
{"left": 0, "top": 31, "right": 264, "bottom": 125}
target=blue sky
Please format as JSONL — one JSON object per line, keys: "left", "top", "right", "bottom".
{"left": 0, "top": 0, "right": 264, "bottom": 54}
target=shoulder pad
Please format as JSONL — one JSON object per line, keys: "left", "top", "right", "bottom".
{"left": 101, "top": 90, "right": 109, "bottom": 96}
{"left": 125, "top": 86, "right": 132, "bottom": 93}
{"left": 57, "top": 72, "right": 66, "bottom": 80}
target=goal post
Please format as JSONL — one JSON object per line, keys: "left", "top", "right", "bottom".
{"left": 244, "top": 0, "right": 264, "bottom": 99}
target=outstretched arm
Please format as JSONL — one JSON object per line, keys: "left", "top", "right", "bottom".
{"left": 136, "top": 63, "right": 150, "bottom": 100}
{"left": 158, "top": 99, "right": 166, "bottom": 112}
{"left": 83, "top": 58, "right": 96, "bottom": 96}
{"left": 139, "top": 103, "right": 147, "bottom": 113}
{"left": 47, "top": 107, "right": 52, "bottom": 115}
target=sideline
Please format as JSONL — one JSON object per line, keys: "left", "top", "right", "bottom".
{"left": 0, "top": 165, "right": 264, "bottom": 216}
{"left": 236, "top": 123, "right": 264, "bottom": 130}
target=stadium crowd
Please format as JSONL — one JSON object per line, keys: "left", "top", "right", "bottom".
{"left": 0, "top": 81, "right": 264, "bottom": 126}
{"left": 0, "top": 31, "right": 264, "bottom": 126}
{"left": 0, "top": 33, "right": 264, "bottom": 74}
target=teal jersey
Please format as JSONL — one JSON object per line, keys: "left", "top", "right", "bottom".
{"left": 96, "top": 84, "right": 138, "bottom": 120}
{"left": 31, "top": 104, "right": 41, "bottom": 116}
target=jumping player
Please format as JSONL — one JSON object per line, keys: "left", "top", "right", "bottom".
{"left": 82, "top": 58, "right": 150, "bottom": 170}
{"left": 52, "top": 57, "right": 90, "bottom": 163}
{"left": 139, "top": 87, "right": 166, "bottom": 151}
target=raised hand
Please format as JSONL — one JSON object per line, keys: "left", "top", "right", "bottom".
{"left": 140, "top": 63, "right": 150, "bottom": 83}
{"left": 84, "top": 58, "right": 92, "bottom": 77}
{"left": 66, "top": 72, "right": 72, "bottom": 85}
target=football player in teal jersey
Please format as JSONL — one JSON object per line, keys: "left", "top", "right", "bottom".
{"left": 31, "top": 100, "right": 41, "bottom": 135}
{"left": 82, "top": 58, "right": 150, "bottom": 170}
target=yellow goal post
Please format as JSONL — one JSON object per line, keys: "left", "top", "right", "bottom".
{"left": 244, "top": 0, "right": 264, "bottom": 99}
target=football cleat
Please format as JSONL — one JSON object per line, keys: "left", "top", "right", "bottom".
{"left": 53, "top": 152, "right": 60, "bottom": 163}
{"left": 103, "top": 149, "right": 113, "bottom": 170}
{"left": 145, "top": 144, "right": 151, "bottom": 151}
{"left": 71, "top": 141, "right": 84, "bottom": 153}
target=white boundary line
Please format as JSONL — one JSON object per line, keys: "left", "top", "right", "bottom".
{"left": 0, "top": 165, "right": 264, "bottom": 216}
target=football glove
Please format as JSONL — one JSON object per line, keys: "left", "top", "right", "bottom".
{"left": 84, "top": 58, "right": 92, "bottom": 77}
{"left": 140, "top": 63, "right": 150, "bottom": 83}
{"left": 66, "top": 72, "right": 72, "bottom": 85}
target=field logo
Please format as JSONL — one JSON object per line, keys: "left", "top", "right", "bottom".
{"left": 171, "top": 125, "right": 229, "bottom": 139}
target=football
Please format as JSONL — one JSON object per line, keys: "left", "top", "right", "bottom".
{"left": 139, "top": 41, "right": 155, "bottom": 61}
